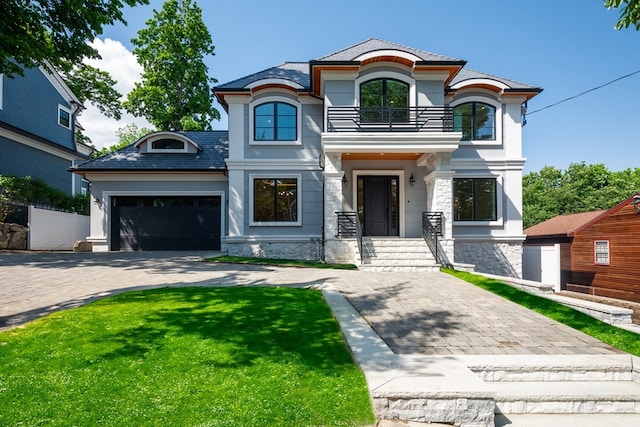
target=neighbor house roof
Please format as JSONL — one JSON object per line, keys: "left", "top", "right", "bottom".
{"left": 524, "top": 211, "right": 607, "bottom": 238}
{"left": 71, "top": 131, "right": 228, "bottom": 175}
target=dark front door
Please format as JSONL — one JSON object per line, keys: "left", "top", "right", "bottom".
{"left": 358, "top": 176, "right": 399, "bottom": 236}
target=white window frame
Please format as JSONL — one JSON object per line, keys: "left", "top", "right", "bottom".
{"left": 58, "top": 104, "right": 72, "bottom": 129}
{"left": 452, "top": 174, "right": 503, "bottom": 227}
{"left": 249, "top": 96, "right": 301, "bottom": 146}
{"left": 450, "top": 95, "right": 502, "bottom": 146}
{"left": 148, "top": 138, "right": 187, "bottom": 153}
{"left": 594, "top": 240, "right": 610, "bottom": 265}
{"left": 249, "top": 173, "right": 302, "bottom": 226}
{"left": 354, "top": 71, "right": 416, "bottom": 108}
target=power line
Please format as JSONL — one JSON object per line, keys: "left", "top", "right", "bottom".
{"left": 527, "top": 69, "right": 640, "bottom": 116}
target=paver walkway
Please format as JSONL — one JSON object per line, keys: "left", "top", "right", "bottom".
{"left": 0, "top": 251, "right": 620, "bottom": 357}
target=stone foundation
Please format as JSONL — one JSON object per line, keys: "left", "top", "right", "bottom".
{"left": 455, "top": 240, "right": 523, "bottom": 278}
{"left": 0, "top": 222, "right": 27, "bottom": 250}
{"left": 226, "top": 239, "right": 323, "bottom": 261}
{"left": 324, "top": 238, "right": 358, "bottom": 265}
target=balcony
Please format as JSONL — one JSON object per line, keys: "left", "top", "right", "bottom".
{"left": 327, "top": 106, "right": 454, "bottom": 133}
{"left": 323, "top": 106, "right": 461, "bottom": 155}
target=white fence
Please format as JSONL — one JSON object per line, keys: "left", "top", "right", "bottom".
{"left": 522, "top": 244, "right": 561, "bottom": 292}
{"left": 28, "top": 206, "right": 90, "bottom": 250}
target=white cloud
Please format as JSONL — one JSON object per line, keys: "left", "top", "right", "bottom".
{"left": 78, "top": 38, "right": 153, "bottom": 149}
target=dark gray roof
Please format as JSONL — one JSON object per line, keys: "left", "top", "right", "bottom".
{"left": 215, "top": 62, "right": 310, "bottom": 90}
{"left": 450, "top": 68, "right": 541, "bottom": 91}
{"left": 72, "top": 131, "right": 228, "bottom": 172}
{"left": 316, "top": 38, "right": 464, "bottom": 63}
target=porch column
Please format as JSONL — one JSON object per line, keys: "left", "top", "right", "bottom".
{"left": 323, "top": 153, "right": 344, "bottom": 240}
{"left": 424, "top": 152, "right": 454, "bottom": 262}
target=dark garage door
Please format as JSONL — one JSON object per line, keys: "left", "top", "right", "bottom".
{"left": 111, "top": 196, "right": 221, "bottom": 251}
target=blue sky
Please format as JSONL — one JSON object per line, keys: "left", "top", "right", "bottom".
{"left": 91, "top": 0, "right": 639, "bottom": 173}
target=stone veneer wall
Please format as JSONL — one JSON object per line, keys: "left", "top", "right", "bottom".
{"left": 454, "top": 240, "right": 523, "bottom": 278}
{"left": 227, "top": 240, "right": 323, "bottom": 261}
{"left": 324, "top": 239, "right": 358, "bottom": 265}
{"left": 0, "top": 222, "right": 28, "bottom": 250}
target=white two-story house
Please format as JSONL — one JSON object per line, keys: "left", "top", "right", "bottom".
{"left": 73, "top": 39, "right": 541, "bottom": 277}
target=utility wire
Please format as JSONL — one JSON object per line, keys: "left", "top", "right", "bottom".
{"left": 527, "top": 69, "right": 640, "bottom": 115}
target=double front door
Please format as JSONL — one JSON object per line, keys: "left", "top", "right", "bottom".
{"left": 357, "top": 175, "right": 399, "bottom": 236}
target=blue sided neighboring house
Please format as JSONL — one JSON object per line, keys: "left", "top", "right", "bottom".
{"left": 0, "top": 62, "right": 91, "bottom": 195}
{"left": 71, "top": 39, "right": 542, "bottom": 277}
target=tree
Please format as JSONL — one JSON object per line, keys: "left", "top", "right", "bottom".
{"left": 91, "top": 123, "right": 155, "bottom": 158}
{"left": 124, "top": 0, "right": 220, "bottom": 131}
{"left": 61, "top": 62, "right": 123, "bottom": 120}
{"left": 0, "top": 0, "right": 149, "bottom": 78}
{"left": 606, "top": 0, "right": 640, "bottom": 30}
{"left": 523, "top": 162, "right": 640, "bottom": 228}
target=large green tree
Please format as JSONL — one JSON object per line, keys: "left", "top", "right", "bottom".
{"left": 0, "top": 0, "right": 148, "bottom": 78}
{"left": 523, "top": 162, "right": 640, "bottom": 228}
{"left": 124, "top": 0, "right": 219, "bottom": 131}
{"left": 606, "top": 0, "right": 640, "bottom": 29}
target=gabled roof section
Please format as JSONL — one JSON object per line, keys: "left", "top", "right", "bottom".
{"left": 316, "top": 38, "right": 463, "bottom": 63}
{"left": 40, "top": 61, "right": 84, "bottom": 109}
{"left": 524, "top": 211, "right": 607, "bottom": 238}
{"left": 215, "top": 62, "right": 310, "bottom": 90}
{"left": 214, "top": 63, "right": 309, "bottom": 111}
{"left": 525, "top": 193, "right": 640, "bottom": 238}
{"left": 448, "top": 68, "right": 543, "bottom": 100}
{"left": 70, "top": 131, "right": 229, "bottom": 175}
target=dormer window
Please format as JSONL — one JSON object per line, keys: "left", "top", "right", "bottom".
{"left": 152, "top": 139, "right": 185, "bottom": 150}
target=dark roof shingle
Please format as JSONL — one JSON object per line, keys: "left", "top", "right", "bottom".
{"left": 72, "top": 131, "right": 228, "bottom": 172}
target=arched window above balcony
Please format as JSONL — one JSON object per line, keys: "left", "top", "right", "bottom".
{"left": 360, "top": 78, "right": 409, "bottom": 123}
{"left": 453, "top": 102, "right": 496, "bottom": 141}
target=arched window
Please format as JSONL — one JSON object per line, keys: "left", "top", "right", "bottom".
{"left": 151, "top": 139, "right": 185, "bottom": 150}
{"left": 360, "top": 78, "right": 409, "bottom": 122}
{"left": 453, "top": 102, "right": 496, "bottom": 140}
{"left": 254, "top": 102, "right": 297, "bottom": 141}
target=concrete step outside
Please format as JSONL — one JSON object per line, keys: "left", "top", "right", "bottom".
{"left": 493, "top": 380, "right": 640, "bottom": 415}
{"left": 495, "top": 413, "right": 640, "bottom": 427}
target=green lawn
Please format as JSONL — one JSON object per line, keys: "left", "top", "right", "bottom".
{"left": 444, "top": 269, "right": 640, "bottom": 357}
{"left": 206, "top": 256, "right": 359, "bottom": 270}
{"left": 0, "top": 287, "right": 374, "bottom": 427}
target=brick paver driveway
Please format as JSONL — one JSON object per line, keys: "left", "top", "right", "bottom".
{"left": 0, "top": 251, "right": 620, "bottom": 356}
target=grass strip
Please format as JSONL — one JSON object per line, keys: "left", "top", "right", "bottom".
{"left": 444, "top": 268, "right": 640, "bottom": 356}
{"left": 206, "top": 255, "right": 359, "bottom": 270}
{"left": 0, "top": 286, "right": 373, "bottom": 426}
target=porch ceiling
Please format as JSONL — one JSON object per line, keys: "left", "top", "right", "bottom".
{"left": 322, "top": 131, "right": 462, "bottom": 155}
{"left": 341, "top": 153, "right": 421, "bottom": 160}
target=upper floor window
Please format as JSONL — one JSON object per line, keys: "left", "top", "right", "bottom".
{"left": 152, "top": 139, "right": 185, "bottom": 150}
{"left": 453, "top": 102, "right": 495, "bottom": 140}
{"left": 594, "top": 240, "right": 610, "bottom": 265}
{"left": 360, "top": 78, "right": 409, "bottom": 122}
{"left": 453, "top": 177, "right": 497, "bottom": 221}
{"left": 254, "top": 102, "right": 297, "bottom": 141}
{"left": 58, "top": 105, "right": 71, "bottom": 128}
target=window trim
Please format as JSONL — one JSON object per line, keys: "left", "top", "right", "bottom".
{"left": 450, "top": 96, "right": 501, "bottom": 146}
{"left": 594, "top": 240, "right": 610, "bottom": 265}
{"left": 146, "top": 135, "right": 190, "bottom": 153}
{"left": 452, "top": 175, "right": 503, "bottom": 226}
{"left": 249, "top": 173, "right": 302, "bottom": 226}
{"left": 58, "top": 104, "right": 72, "bottom": 129}
{"left": 249, "top": 96, "right": 301, "bottom": 146}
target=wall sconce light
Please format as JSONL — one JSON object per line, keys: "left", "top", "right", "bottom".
{"left": 342, "top": 174, "right": 348, "bottom": 186}
{"left": 409, "top": 173, "right": 415, "bottom": 186}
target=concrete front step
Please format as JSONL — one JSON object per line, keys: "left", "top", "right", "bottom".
{"left": 495, "top": 413, "right": 640, "bottom": 427}
{"left": 493, "top": 380, "right": 640, "bottom": 415}
{"left": 360, "top": 238, "right": 437, "bottom": 271}
{"left": 462, "top": 354, "right": 636, "bottom": 382}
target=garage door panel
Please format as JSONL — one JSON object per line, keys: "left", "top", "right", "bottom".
{"left": 112, "top": 196, "right": 221, "bottom": 251}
